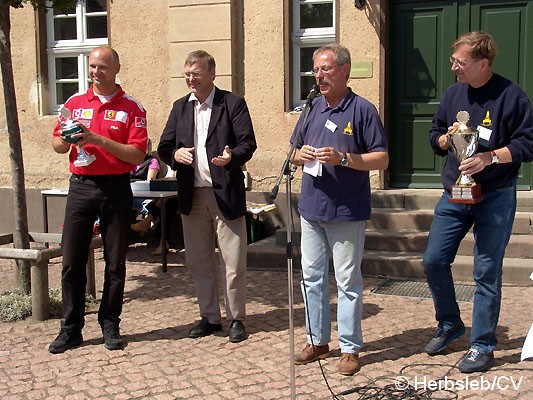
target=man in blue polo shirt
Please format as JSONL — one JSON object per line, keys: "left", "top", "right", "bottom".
{"left": 289, "top": 43, "right": 388, "bottom": 375}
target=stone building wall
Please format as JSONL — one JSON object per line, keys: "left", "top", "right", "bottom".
{"left": 0, "top": 0, "right": 385, "bottom": 232}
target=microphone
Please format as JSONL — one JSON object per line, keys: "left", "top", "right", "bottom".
{"left": 305, "top": 84, "right": 320, "bottom": 105}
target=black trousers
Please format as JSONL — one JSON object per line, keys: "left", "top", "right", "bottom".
{"left": 60, "top": 173, "right": 132, "bottom": 331}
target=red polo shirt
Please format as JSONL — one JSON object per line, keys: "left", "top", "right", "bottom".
{"left": 53, "top": 85, "right": 148, "bottom": 175}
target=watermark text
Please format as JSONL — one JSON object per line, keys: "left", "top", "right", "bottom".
{"left": 395, "top": 375, "right": 524, "bottom": 392}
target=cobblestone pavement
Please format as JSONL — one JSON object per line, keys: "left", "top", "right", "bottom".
{"left": 1, "top": 245, "right": 532, "bottom": 399}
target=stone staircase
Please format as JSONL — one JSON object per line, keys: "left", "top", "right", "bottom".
{"left": 248, "top": 189, "right": 533, "bottom": 286}
{"left": 364, "top": 189, "right": 533, "bottom": 285}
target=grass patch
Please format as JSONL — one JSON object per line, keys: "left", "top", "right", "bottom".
{"left": 0, "top": 288, "right": 97, "bottom": 322}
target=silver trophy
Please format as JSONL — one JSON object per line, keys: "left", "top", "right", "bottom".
{"left": 59, "top": 106, "right": 96, "bottom": 167}
{"left": 448, "top": 111, "right": 483, "bottom": 203}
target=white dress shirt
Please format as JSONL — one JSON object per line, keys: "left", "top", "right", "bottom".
{"left": 188, "top": 87, "right": 216, "bottom": 187}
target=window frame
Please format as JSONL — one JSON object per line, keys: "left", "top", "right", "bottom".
{"left": 45, "top": 0, "right": 108, "bottom": 114}
{"left": 291, "top": 0, "right": 336, "bottom": 109}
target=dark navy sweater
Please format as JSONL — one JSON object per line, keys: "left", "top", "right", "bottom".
{"left": 429, "top": 73, "right": 533, "bottom": 192}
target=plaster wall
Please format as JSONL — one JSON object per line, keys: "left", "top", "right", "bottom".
{"left": 0, "top": 0, "right": 386, "bottom": 233}
{"left": 108, "top": 0, "right": 170, "bottom": 153}
{"left": 243, "top": 0, "right": 385, "bottom": 191}
{"left": 243, "top": 1, "right": 296, "bottom": 191}
{"left": 0, "top": 1, "right": 171, "bottom": 189}
{"left": 0, "top": 6, "right": 59, "bottom": 188}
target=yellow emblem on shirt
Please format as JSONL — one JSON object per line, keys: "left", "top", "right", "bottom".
{"left": 343, "top": 122, "right": 353, "bottom": 135}
{"left": 482, "top": 111, "right": 492, "bottom": 127}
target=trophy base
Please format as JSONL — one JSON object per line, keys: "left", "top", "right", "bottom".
{"left": 449, "top": 184, "right": 484, "bottom": 204}
{"left": 74, "top": 154, "right": 96, "bottom": 167}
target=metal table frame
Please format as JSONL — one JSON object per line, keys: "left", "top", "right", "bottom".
{"left": 41, "top": 188, "right": 178, "bottom": 272}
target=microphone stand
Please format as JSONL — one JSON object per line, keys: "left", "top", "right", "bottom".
{"left": 270, "top": 97, "right": 314, "bottom": 400}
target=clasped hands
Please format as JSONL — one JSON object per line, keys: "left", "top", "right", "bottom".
{"left": 299, "top": 144, "right": 341, "bottom": 165}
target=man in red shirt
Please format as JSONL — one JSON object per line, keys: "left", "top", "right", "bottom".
{"left": 49, "top": 46, "right": 147, "bottom": 353}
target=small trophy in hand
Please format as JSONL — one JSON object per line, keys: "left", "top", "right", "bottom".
{"left": 448, "top": 111, "right": 483, "bottom": 203}
{"left": 59, "top": 106, "right": 96, "bottom": 167}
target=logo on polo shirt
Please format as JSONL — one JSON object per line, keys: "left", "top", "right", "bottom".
{"left": 135, "top": 117, "right": 147, "bottom": 128}
{"left": 482, "top": 111, "right": 492, "bottom": 127}
{"left": 104, "top": 110, "right": 128, "bottom": 123}
{"left": 343, "top": 122, "right": 353, "bottom": 135}
{"left": 72, "top": 108, "right": 94, "bottom": 120}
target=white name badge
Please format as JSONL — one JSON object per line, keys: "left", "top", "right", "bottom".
{"left": 325, "top": 119, "right": 337, "bottom": 133}
{"left": 478, "top": 125, "right": 492, "bottom": 141}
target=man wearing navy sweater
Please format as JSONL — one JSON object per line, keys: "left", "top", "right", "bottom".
{"left": 423, "top": 31, "right": 533, "bottom": 373}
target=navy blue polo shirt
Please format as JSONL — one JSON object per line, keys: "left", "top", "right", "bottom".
{"left": 291, "top": 88, "right": 388, "bottom": 221}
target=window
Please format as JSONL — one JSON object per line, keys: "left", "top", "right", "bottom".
{"left": 291, "top": 0, "right": 335, "bottom": 109}
{"left": 46, "top": 0, "right": 108, "bottom": 113}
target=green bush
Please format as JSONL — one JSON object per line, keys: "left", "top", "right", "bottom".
{"left": 0, "top": 288, "right": 96, "bottom": 322}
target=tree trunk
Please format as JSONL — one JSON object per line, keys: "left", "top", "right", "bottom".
{"left": 0, "top": 0, "right": 31, "bottom": 293}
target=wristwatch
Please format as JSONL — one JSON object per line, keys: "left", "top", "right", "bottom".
{"left": 490, "top": 150, "right": 499, "bottom": 164}
{"left": 340, "top": 152, "right": 349, "bottom": 167}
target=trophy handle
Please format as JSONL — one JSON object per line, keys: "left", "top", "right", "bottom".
{"left": 447, "top": 132, "right": 459, "bottom": 156}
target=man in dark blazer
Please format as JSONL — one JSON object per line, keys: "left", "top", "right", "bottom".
{"left": 158, "top": 50, "right": 257, "bottom": 342}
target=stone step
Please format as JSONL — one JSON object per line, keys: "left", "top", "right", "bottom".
{"left": 367, "top": 209, "right": 532, "bottom": 235}
{"left": 371, "top": 188, "right": 533, "bottom": 211}
{"left": 360, "top": 250, "right": 532, "bottom": 286}
{"left": 275, "top": 228, "right": 533, "bottom": 258}
{"left": 367, "top": 209, "right": 434, "bottom": 231}
{"left": 365, "top": 229, "right": 533, "bottom": 258}
{"left": 364, "top": 230, "right": 428, "bottom": 253}
{"left": 371, "top": 189, "right": 443, "bottom": 210}
{"left": 255, "top": 188, "right": 533, "bottom": 287}
{"left": 246, "top": 238, "right": 532, "bottom": 286}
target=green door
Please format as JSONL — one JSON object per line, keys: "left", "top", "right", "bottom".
{"left": 389, "top": 0, "right": 533, "bottom": 189}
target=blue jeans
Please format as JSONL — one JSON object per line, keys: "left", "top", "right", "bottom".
{"left": 300, "top": 216, "right": 365, "bottom": 354}
{"left": 423, "top": 183, "right": 516, "bottom": 353}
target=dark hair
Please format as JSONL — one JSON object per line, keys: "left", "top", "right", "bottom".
{"left": 185, "top": 50, "right": 216, "bottom": 71}
{"left": 452, "top": 31, "right": 498, "bottom": 66}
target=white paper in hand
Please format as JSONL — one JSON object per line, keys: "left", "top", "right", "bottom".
{"left": 303, "top": 158, "right": 322, "bottom": 177}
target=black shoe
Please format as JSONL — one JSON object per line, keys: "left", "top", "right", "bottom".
{"left": 425, "top": 322, "right": 465, "bottom": 355}
{"left": 458, "top": 348, "right": 494, "bottom": 373}
{"left": 48, "top": 329, "right": 83, "bottom": 354}
{"left": 229, "top": 320, "right": 246, "bottom": 343}
{"left": 188, "top": 317, "right": 222, "bottom": 338}
{"left": 102, "top": 326, "right": 125, "bottom": 350}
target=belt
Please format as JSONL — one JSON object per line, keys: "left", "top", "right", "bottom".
{"left": 73, "top": 173, "right": 129, "bottom": 181}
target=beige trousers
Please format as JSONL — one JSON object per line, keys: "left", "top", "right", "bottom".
{"left": 180, "top": 187, "right": 247, "bottom": 323}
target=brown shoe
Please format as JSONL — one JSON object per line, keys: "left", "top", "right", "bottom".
{"left": 294, "top": 343, "right": 330, "bottom": 365}
{"left": 339, "top": 353, "right": 360, "bottom": 375}
{"left": 131, "top": 215, "right": 153, "bottom": 233}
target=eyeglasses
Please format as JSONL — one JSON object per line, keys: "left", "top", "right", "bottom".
{"left": 311, "top": 64, "right": 339, "bottom": 75}
{"left": 184, "top": 71, "right": 204, "bottom": 79}
{"left": 449, "top": 56, "right": 479, "bottom": 68}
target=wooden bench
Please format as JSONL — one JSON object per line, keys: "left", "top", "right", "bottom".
{"left": 0, "top": 232, "right": 102, "bottom": 321}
